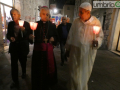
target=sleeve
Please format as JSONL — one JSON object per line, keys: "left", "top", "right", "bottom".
{"left": 56, "top": 25, "right": 61, "bottom": 42}
{"left": 23, "top": 22, "right": 31, "bottom": 39}
{"left": 65, "top": 21, "right": 75, "bottom": 51}
{"left": 52, "top": 24, "right": 59, "bottom": 46}
{"left": 6, "top": 22, "right": 12, "bottom": 42}
{"left": 96, "top": 21, "right": 104, "bottom": 48}
{"left": 27, "top": 22, "right": 34, "bottom": 44}
{"left": 96, "top": 28, "right": 104, "bottom": 48}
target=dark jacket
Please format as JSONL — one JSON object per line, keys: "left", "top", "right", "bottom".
{"left": 6, "top": 21, "right": 31, "bottom": 55}
{"left": 57, "top": 23, "right": 71, "bottom": 42}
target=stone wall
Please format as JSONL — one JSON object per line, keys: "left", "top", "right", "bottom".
{"left": 15, "top": 0, "right": 49, "bottom": 22}
{"left": 63, "top": 5, "right": 74, "bottom": 23}
{"left": 102, "top": 9, "right": 113, "bottom": 49}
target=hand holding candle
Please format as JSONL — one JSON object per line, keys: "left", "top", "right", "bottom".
{"left": 29, "top": 22, "right": 38, "bottom": 42}
{"left": 18, "top": 20, "right": 24, "bottom": 37}
{"left": 92, "top": 26, "right": 100, "bottom": 47}
{"left": 93, "top": 26, "right": 100, "bottom": 40}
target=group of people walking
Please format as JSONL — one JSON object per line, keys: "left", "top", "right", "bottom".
{"left": 7, "top": 2, "right": 103, "bottom": 90}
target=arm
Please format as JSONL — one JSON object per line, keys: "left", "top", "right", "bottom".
{"left": 6, "top": 22, "right": 14, "bottom": 42}
{"left": 96, "top": 28, "right": 104, "bottom": 48}
{"left": 65, "top": 22, "right": 74, "bottom": 51}
{"left": 50, "top": 24, "right": 58, "bottom": 46}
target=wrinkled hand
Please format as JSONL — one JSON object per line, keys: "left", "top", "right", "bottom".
{"left": 20, "top": 27, "right": 25, "bottom": 31}
{"left": 29, "top": 34, "right": 35, "bottom": 41}
{"left": 49, "top": 37, "right": 54, "bottom": 43}
{"left": 10, "top": 37, "right": 15, "bottom": 42}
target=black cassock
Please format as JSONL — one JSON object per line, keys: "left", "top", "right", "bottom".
{"left": 31, "top": 20, "right": 58, "bottom": 90}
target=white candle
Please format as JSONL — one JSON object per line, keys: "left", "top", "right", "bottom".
{"left": 29, "top": 22, "right": 38, "bottom": 42}
{"left": 18, "top": 20, "right": 24, "bottom": 38}
{"left": 93, "top": 26, "right": 100, "bottom": 40}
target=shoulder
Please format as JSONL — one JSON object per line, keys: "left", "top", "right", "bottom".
{"left": 8, "top": 21, "right": 14, "bottom": 25}
{"left": 36, "top": 21, "right": 40, "bottom": 23}
{"left": 58, "top": 23, "right": 63, "bottom": 27}
{"left": 91, "top": 16, "right": 101, "bottom": 26}
{"left": 67, "top": 23, "right": 72, "bottom": 26}
{"left": 49, "top": 21, "right": 55, "bottom": 25}
{"left": 48, "top": 21, "right": 56, "bottom": 28}
{"left": 24, "top": 21, "right": 30, "bottom": 25}
{"left": 71, "top": 17, "right": 80, "bottom": 26}
{"left": 73, "top": 17, "right": 80, "bottom": 24}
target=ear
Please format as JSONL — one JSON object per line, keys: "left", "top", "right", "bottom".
{"left": 87, "top": 11, "right": 90, "bottom": 15}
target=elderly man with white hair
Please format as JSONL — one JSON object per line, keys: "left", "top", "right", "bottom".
{"left": 7, "top": 8, "right": 31, "bottom": 89}
{"left": 65, "top": 2, "right": 104, "bottom": 90}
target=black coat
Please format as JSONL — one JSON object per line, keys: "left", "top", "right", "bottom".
{"left": 6, "top": 21, "right": 31, "bottom": 55}
{"left": 57, "top": 23, "right": 71, "bottom": 42}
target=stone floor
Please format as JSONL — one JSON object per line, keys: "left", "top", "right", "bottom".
{"left": 0, "top": 45, "right": 120, "bottom": 90}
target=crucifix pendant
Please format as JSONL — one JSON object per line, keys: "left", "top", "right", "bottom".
{"left": 44, "top": 37, "right": 48, "bottom": 44}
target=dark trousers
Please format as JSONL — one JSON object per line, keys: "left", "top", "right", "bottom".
{"left": 10, "top": 52, "right": 27, "bottom": 83}
{"left": 60, "top": 41, "right": 67, "bottom": 64}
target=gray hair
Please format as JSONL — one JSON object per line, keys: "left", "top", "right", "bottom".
{"left": 62, "top": 16, "right": 67, "bottom": 20}
{"left": 10, "top": 8, "right": 20, "bottom": 15}
{"left": 40, "top": 6, "right": 50, "bottom": 14}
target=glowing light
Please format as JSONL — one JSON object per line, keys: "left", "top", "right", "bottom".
{"left": 93, "top": 26, "right": 100, "bottom": 34}
{"left": 29, "top": 22, "right": 38, "bottom": 30}
{"left": 54, "top": 8, "right": 58, "bottom": 13}
{"left": 18, "top": 20, "right": 24, "bottom": 27}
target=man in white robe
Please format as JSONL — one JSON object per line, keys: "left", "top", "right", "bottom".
{"left": 65, "top": 2, "right": 104, "bottom": 90}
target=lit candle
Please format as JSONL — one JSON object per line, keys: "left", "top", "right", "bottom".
{"left": 29, "top": 22, "right": 38, "bottom": 42}
{"left": 93, "top": 26, "right": 100, "bottom": 40}
{"left": 18, "top": 20, "right": 24, "bottom": 37}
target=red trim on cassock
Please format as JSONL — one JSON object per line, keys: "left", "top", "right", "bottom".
{"left": 34, "top": 43, "right": 55, "bottom": 77}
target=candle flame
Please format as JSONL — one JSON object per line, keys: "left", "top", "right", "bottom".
{"left": 29, "top": 22, "right": 38, "bottom": 30}
{"left": 18, "top": 20, "right": 24, "bottom": 26}
{"left": 93, "top": 26, "right": 100, "bottom": 34}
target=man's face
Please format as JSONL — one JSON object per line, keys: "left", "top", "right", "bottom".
{"left": 11, "top": 10, "right": 20, "bottom": 22}
{"left": 40, "top": 9, "right": 49, "bottom": 22}
{"left": 62, "top": 17, "right": 67, "bottom": 24}
{"left": 79, "top": 8, "right": 90, "bottom": 21}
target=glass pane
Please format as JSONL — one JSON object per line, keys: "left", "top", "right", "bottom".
{"left": 0, "top": 0, "right": 12, "bottom": 6}
{"left": 5, "top": 6, "right": 12, "bottom": 24}
{"left": 1, "top": 4, "right": 12, "bottom": 46}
